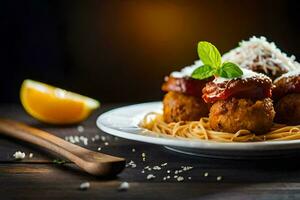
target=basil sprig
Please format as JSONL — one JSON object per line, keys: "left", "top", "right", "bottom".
{"left": 191, "top": 41, "right": 243, "bottom": 80}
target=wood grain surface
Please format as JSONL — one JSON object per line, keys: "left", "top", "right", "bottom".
{"left": 1, "top": 104, "right": 300, "bottom": 200}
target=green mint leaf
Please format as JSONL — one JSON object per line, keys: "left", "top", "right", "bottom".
{"left": 191, "top": 65, "right": 216, "bottom": 80}
{"left": 219, "top": 62, "right": 243, "bottom": 78}
{"left": 198, "top": 41, "right": 222, "bottom": 69}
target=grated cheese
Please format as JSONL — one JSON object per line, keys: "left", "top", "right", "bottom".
{"left": 222, "top": 36, "right": 299, "bottom": 76}
{"left": 169, "top": 36, "right": 299, "bottom": 78}
{"left": 213, "top": 68, "right": 271, "bottom": 84}
{"left": 274, "top": 68, "right": 300, "bottom": 83}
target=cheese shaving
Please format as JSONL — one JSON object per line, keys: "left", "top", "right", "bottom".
{"left": 274, "top": 68, "right": 300, "bottom": 83}
{"left": 170, "top": 36, "right": 299, "bottom": 78}
{"left": 213, "top": 68, "right": 270, "bottom": 84}
{"left": 222, "top": 36, "right": 299, "bottom": 76}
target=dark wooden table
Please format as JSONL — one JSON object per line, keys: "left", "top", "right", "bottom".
{"left": 1, "top": 104, "right": 300, "bottom": 200}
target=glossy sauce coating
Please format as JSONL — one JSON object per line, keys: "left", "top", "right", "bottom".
{"left": 162, "top": 76, "right": 212, "bottom": 97}
{"left": 202, "top": 76, "right": 273, "bottom": 103}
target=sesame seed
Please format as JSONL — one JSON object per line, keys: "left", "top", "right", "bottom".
{"left": 147, "top": 174, "right": 155, "bottom": 180}
{"left": 68, "top": 137, "right": 74, "bottom": 143}
{"left": 83, "top": 140, "right": 88, "bottom": 146}
{"left": 127, "top": 160, "right": 137, "bottom": 168}
{"left": 177, "top": 176, "right": 184, "bottom": 182}
{"left": 77, "top": 126, "right": 84, "bottom": 133}
{"left": 104, "top": 142, "right": 109, "bottom": 146}
{"left": 167, "top": 170, "right": 171, "bottom": 173}
{"left": 204, "top": 172, "right": 209, "bottom": 177}
{"left": 217, "top": 176, "right": 222, "bottom": 181}
{"left": 128, "top": 160, "right": 134, "bottom": 164}
{"left": 153, "top": 166, "right": 161, "bottom": 170}
{"left": 13, "top": 151, "right": 25, "bottom": 160}
{"left": 74, "top": 136, "right": 80, "bottom": 143}
{"left": 132, "top": 148, "right": 136, "bottom": 152}
{"left": 79, "top": 136, "right": 88, "bottom": 146}
{"left": 79, "top": 182, "right": 90, "bottom": 190}
{"left": 118, "top": 182, "right": 129, "bottom": 191}
{"left": 97, "top": 147, "right": 102, "bottom": 151}
{"left": 29, "top": 153, "right": 33, "bottom": 158}
{"left": 101, "top": 136, "right": 106, "bottom": 141}
{"left": 188, "top": 177, "right": 192, "bottom": 180}
{"left": 181, "top": 166, "right": 193, "bottom": 171}
{"left": 161, "top": 163, "right": 167, "bottom": 167}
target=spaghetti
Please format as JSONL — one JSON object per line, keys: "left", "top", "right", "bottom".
{"left": 140, "top": 112, "right": 300, "bottom": 142}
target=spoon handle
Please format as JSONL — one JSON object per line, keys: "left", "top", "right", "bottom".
{"left": 0, "top": 118, "right": 125, "bottom": 176}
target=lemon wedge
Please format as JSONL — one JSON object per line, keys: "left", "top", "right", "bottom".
{"left": 20, "top": 79, "right": 100, "bottom": 124}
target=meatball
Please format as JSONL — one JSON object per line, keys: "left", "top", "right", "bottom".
{"left": 163, "top": 91, "right": 209, "bottom": 123}
{"left": 209, "top": 98, "right": 275, "bottom": 134}
{"left": 273, "top": 73, "right": 300, "bottom": 101}
{"left": 162, "top": 76, "right": 211, "bottom": 97}
{"left": 274, "top": 93, "right": 300, "bottom": 125}
{"left": 202, "top": 71, "right": 272, "bottom": 103}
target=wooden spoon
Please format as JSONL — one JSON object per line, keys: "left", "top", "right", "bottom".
{"left": 0, "top": 118, "right": 125, "bottom": 176}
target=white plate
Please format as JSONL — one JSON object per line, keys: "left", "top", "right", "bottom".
{"left": 97, "top": 102, "right": 300, "bottom": 159}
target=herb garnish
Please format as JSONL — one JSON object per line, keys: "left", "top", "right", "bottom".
{"left": 191, "top": 41, "right": 243, "bottom": 80}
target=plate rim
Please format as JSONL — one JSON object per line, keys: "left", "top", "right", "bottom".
{"left": 96, "top": 102, "right": 300, "bottom": 151}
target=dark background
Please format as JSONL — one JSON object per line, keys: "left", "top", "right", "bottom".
{"left": 1, "top": 0, "right": 299, "bottom": 103}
